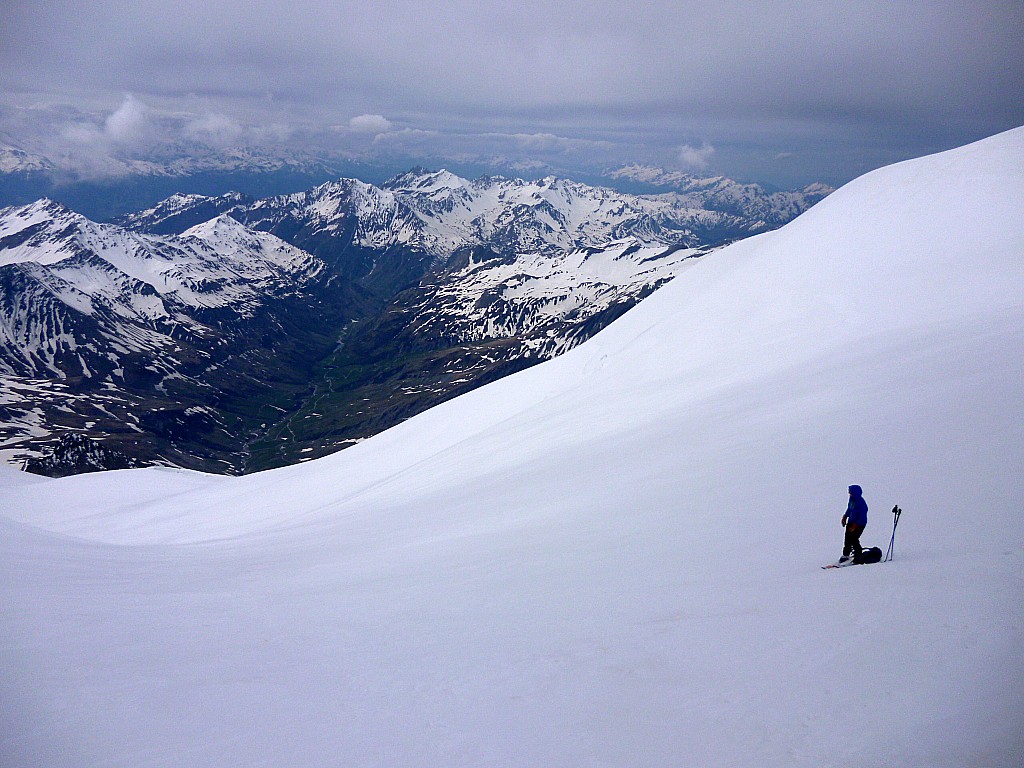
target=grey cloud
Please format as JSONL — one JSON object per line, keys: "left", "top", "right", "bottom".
{"left": 1, "top": 1, "right": 1022, "bottom": 186}
{"left": 370, "top": 128, "right": 621, "bottom": 172}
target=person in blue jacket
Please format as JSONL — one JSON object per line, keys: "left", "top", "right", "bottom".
{"left": 840, "top": 485, "right": 868, "bottom": 563}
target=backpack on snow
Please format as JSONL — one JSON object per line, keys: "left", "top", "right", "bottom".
{"left": 854, "top": 546, "right": 883, "bottom": 565}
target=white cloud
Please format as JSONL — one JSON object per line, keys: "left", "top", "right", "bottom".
{"left": 677, "top": 142, "right": 715, "bottom": 170}
{"left": 104, "top": 95, "right": 148, "bottom": 145}
{"left": 348, "top": 114, "right": 392, "bottom": 134}
{"left": 185, "top": 113, "right": 244, "bottom": 147}
{"left": 45, "top": 96, "right": 157, "bottom": 178}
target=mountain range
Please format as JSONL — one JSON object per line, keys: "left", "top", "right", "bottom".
{"left": 1, "top": 168, "right": 829, "bottom": 474}
{"left": 608, "top": 163, "right": 834, "bottom": 225}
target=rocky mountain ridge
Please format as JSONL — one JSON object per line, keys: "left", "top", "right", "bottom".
{"left": 608, "top": 164, "right": 834, "bottom": 225}
{"left": 123, "top": 167, "right": 826, "bottom": 255}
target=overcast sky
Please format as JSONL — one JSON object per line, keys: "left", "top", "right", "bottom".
{"left": 1, "top": 0, "right": 1022, "bottom": 187}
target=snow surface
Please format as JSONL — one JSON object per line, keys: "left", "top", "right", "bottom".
{"left": 2, "top": 128, "right": 1023, "bottom": 766}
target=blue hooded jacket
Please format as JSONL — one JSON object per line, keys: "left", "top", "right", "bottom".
{"left": 845, "top": 485, "right": 868, "bottom": 527}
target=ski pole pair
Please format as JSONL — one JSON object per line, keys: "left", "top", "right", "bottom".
{"left": 884, "top": 505, "right": 902, "bottom": 562}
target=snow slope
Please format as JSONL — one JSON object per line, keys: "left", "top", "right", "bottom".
{"left": 2, "top": 128, "right": 1023, "bottom": 767}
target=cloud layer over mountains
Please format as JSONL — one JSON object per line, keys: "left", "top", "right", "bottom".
{"left": 2, "top": 1, "right": 1022, "bottom": 186}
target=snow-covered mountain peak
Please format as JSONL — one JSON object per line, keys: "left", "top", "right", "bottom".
{"left": 380, "top": 170, "right": 747, "bottom": 256}
{"left": 800, "top": 181, "right": 833, "bottom": 196}
{"left": 0, "top": 198, "right": 98, "bottom": 267}
{"left": 307, "top": 176, "right": 383, "bottom": 201}
{"left": 180, "top": 214, "right": 323, "bottom": 276}
{"left": 113, "top": 191, "right": 251, "bottom": 235}
{"left": 266, "top": 176, "right": 403, "bottom": 225}
{"left": 0, "top": 198, "right": 177, "bottom": 273}
{"left": 2, "top": 197, "right": 322, "bottom": 296}
{"left": 160, "top": 192, "right": 217, "bottom": 209}
{"left": 181, "top": 212, "right": 255, "bottom": 240}
{"left": 536, "top": 174, "right": 565, "bottom": 188}
{"left": 387, "top": 168, "right": 473, "bottom": 194}
{"left": 0, "top": 143, "right": 55, "bottom": 173}
{"left": 142, "top": 191, "right": 246, "bottom": 218}
{"left": 1, "top": 196, "right": 80, "bottom": 226}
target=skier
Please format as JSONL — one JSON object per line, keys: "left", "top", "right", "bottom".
{"left": 840, "top": 485, "right": 868, "bottom": 563}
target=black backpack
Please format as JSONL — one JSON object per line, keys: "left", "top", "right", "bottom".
{"left": 855, "top": 546, "right": 883, "bottom": 565}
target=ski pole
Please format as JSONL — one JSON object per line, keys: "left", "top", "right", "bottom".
{"left": 885, "top": 505, "right": 901, "bottom": 561}
{"left": 884, "top": 505, "right": 902, "bottom": 562}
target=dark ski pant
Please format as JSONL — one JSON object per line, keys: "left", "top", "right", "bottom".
{"left": 844, "top": 524, "right": 865, "bottom": 559}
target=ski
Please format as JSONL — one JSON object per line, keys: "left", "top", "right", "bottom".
{"left": 822, "top": 557, "right": 885, "bottom": 569}
{"left": 823, "top": 545, "right": 884, "bottom": 569}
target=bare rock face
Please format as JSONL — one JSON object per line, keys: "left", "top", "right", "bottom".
{"left": 22, "top": 432, "right": 142, "bottom": 477}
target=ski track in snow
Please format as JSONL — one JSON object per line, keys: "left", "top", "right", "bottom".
{"left": 1, "top": 128, "right": 1024, "bottom": 767}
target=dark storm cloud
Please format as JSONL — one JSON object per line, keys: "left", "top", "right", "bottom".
{"left": 2, "top": 0, "right": 1022, "bottom": 185}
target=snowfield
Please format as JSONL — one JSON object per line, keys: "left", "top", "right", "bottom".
{"left": 2, "top": 128, "right": 1023, "bottom": 767}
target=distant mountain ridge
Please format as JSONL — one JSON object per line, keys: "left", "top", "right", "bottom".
{"left": 608, "top": 164, "right": 834, "bottom": 225}
{"left": 121, "top": 167, "right": 827, "bottom": 254}
{"left": 0, "top": 144, "right": 56, "bottom": 174}
{"left": 0, "top": 140, "right": 337, "bottom": 180}
{"left": 0, "top": 134, "right": 833, "bottom": 222}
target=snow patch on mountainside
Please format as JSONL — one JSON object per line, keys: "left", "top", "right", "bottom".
{"left": 409, "top": 239, "right": 709, "bottom": 358}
